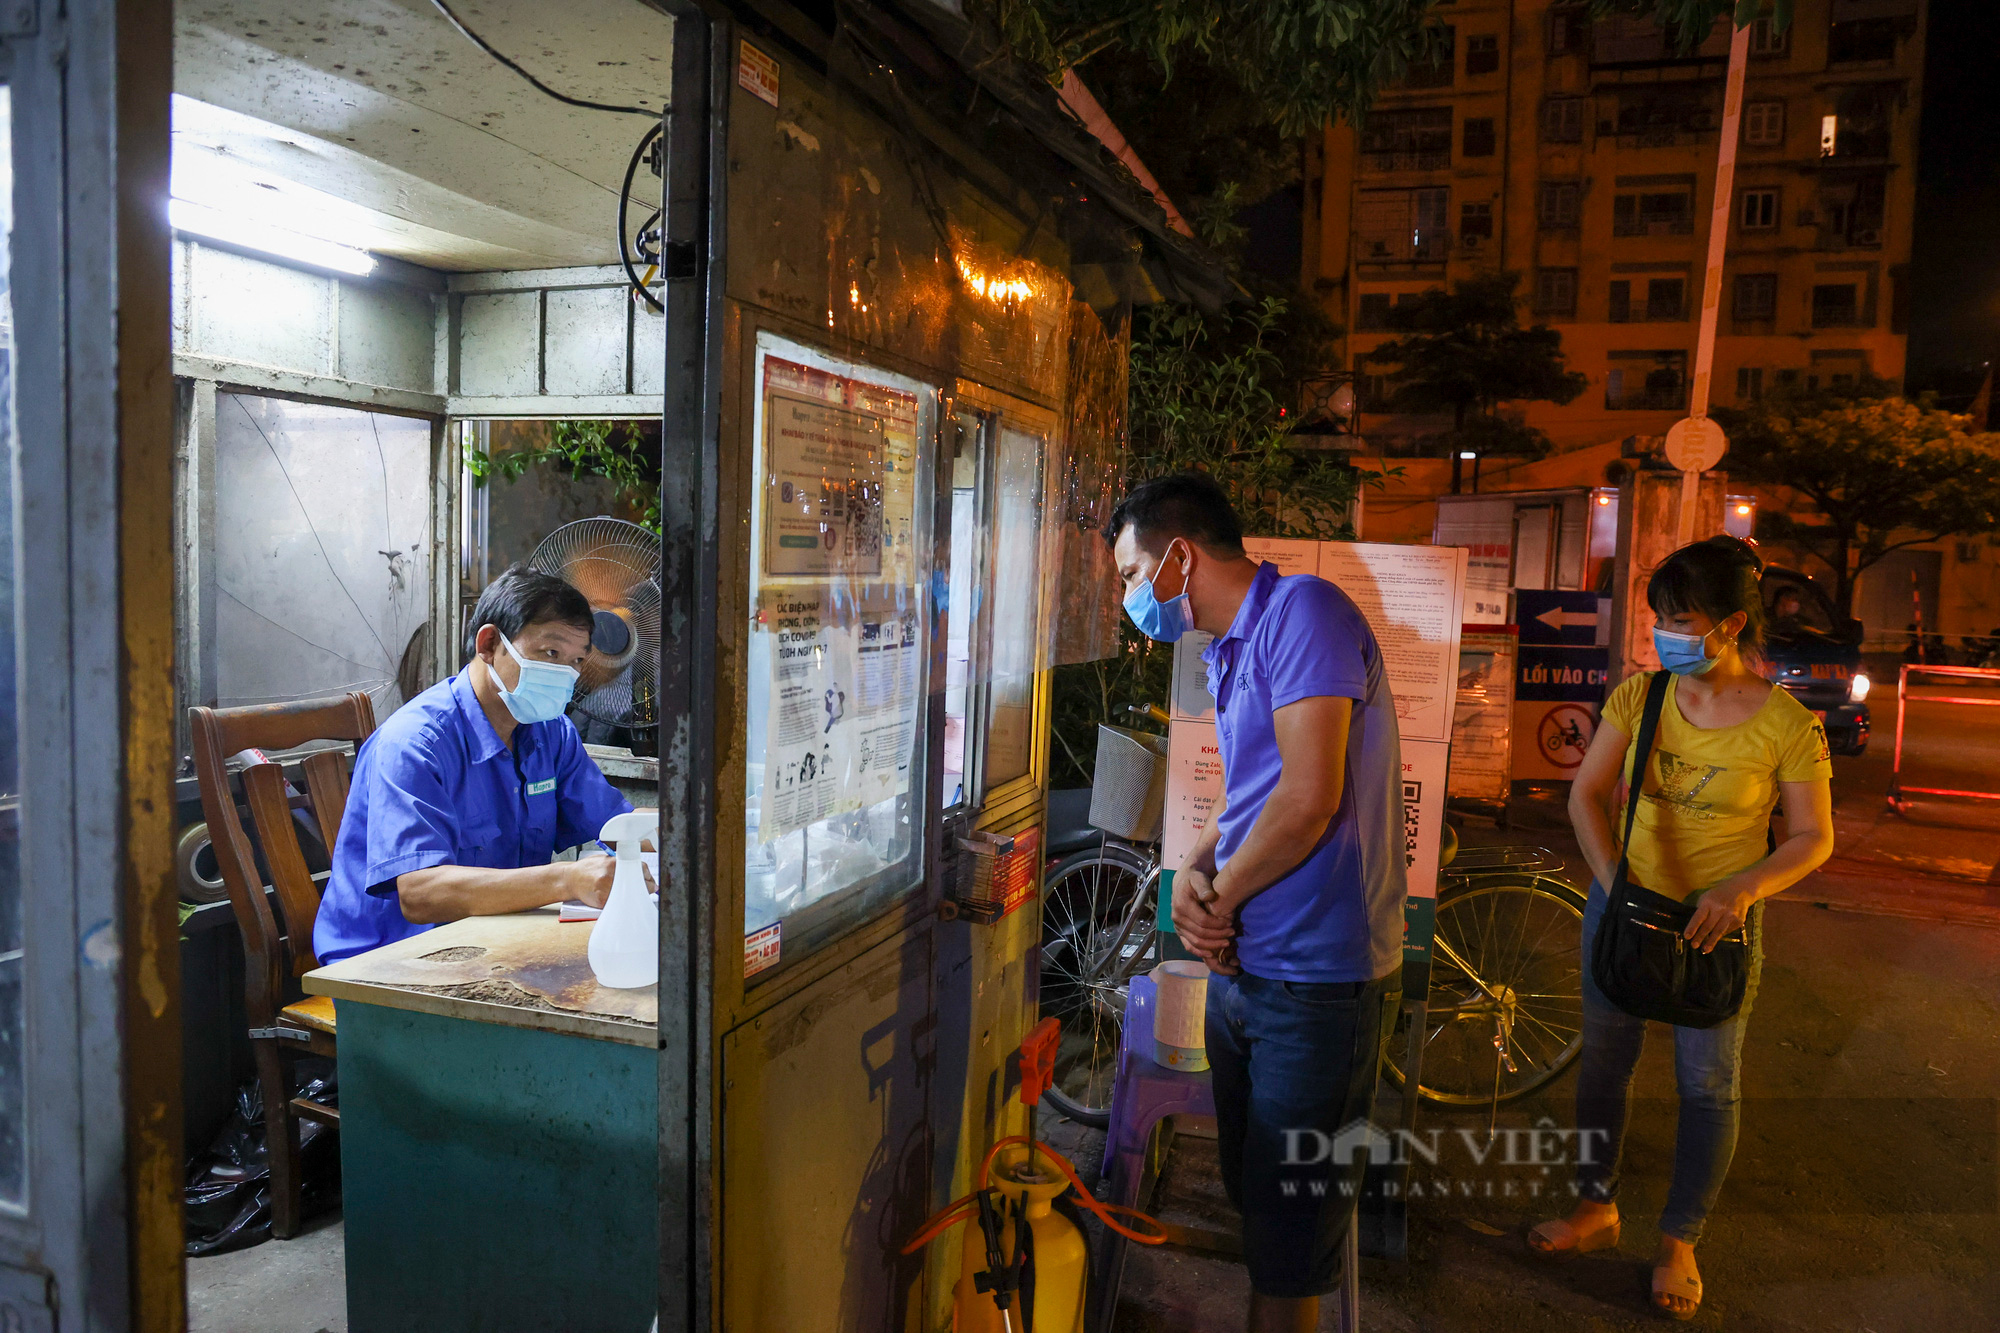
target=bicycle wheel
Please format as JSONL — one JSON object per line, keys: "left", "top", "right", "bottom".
{"left": 1038, "top": 841, "right": 1159, "bottom": 1127}
{"left": 1385, "top": 875, "right": 1586, "bottom": 1106}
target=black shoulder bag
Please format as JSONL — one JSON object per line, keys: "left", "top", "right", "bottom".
{"left": 1589, "top": 671, "right": 1755, "bottom": 1029}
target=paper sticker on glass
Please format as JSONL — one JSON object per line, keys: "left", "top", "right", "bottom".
{"left": 745, "top": 347, "right": 931, "bottom": 971}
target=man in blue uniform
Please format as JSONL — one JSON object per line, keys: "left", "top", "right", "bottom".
{"left": 314, "top": 564, "right": 640, "bottom": 965}
{"left": 1106, "top": 474, "right": 1405, "bottom": 1333}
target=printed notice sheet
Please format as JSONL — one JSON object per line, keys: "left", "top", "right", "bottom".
{"left": 1317, "top": 542, "right": 1469, "bottom": 745}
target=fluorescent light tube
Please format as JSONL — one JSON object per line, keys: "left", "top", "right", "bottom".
{"left": 169, "top": 198, "right": 375, "bottom": 276}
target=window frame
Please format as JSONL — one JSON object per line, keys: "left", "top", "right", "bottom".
{"left": 1537, "top": 180, "right": 1581, "bottom": 230}
{"left": 1535, "top": 267, "right": 1578, "bottom": 318}
{"left": 1461, "top": 116, "right": 1497, "bottom": 157}
{"left": 1733, "top": 272, "right": 1780, "bottom": 321}
{"left": 1541, "top": 96, "right": 1585, "bottom": 143}
{"left": 1465, "top": 33, "right": 1501, "bottom": 75}
{"left": 1739, "top": 188, "right": 1780, "bottom": 231}
{"left": 1743, "top": 99, "right": 1786, "bottom": 146}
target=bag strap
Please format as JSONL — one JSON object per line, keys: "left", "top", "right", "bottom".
{"left": 1612, "top": 671, "right": 1673, "bottom": 902}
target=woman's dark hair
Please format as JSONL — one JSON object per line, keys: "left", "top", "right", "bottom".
{"left": 1103, "top": 472, "right": 1246, "bottom": 557}
{"left": 463, "top": 563, "right": 595, "bottom": 659}
{"left": 1646, "top": 535, "right": 1766, "bottom": 654}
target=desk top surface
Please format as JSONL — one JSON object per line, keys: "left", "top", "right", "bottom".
{"left": 303, "top": 910, "right": 659, "bottom": 1048}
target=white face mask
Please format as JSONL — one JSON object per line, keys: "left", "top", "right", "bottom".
{"left": 495, "top": 632, "right": 580, "bottom": 724}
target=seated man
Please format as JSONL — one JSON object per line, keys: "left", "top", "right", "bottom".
{"left": 314, "top": 564, "right": 643, "bottom": 965}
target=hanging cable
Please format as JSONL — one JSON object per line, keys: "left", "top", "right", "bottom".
{"left": 427, "top": 0, "right": 662, "bottom": 119}
{"left": 619, "top": 123, "right": 666, "bottom": 312}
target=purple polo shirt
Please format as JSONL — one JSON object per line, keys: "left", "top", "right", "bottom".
{"left": 1202, "top": 562, "right": 1407, "bottom": 982}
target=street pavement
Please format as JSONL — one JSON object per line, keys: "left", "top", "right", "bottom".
{"left": 1060, "top": 744, "right": 2000, "bottom": 1331}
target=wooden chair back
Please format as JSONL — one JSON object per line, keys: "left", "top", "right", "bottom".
{"left": 189, "top": 694, "right": 378, "bottom": 1028}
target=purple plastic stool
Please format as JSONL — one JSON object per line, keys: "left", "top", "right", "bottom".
{"left": 1091, "top": 973, "right": 1360, "bottom": 1333}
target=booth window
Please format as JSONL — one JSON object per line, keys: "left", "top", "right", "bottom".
{"left": 743, "top": 339, "right": 936, "bottom": 972}
{"left": 942, "top": 411, "right": 1047, "bottom": 807}
{"left": 0, "top": 86, "right": 21, "bottom": 1204}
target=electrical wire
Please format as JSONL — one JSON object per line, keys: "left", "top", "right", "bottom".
{"left": 619, "top": 124, "right": 665, "bottom": 312}
{"left": 427, "top": 0, "right": 662, "bottom": 119}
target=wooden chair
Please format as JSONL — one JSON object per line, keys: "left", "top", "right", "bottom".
{"left": 189, "top": 692, "right": 377, "bottom": 1239}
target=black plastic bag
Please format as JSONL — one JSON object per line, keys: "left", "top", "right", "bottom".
{"left": 184, "top": 1073, "right": 341, "bottom": 1256}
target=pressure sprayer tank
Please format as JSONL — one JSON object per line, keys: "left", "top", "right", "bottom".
{"left": 588, "top": 810, "right": 658, "bottom": 989}
{"left": 954, "top": 1146, "right": 1087, "bottom": 1333}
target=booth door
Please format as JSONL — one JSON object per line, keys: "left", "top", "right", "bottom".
{"left": 715, "top": 332, "right": 1057, "bottom": 1331}
{"left": 0, "top": 3, "right": 182, "bottom": 1328}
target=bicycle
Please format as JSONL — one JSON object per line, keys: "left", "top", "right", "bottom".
{"left": 1038, "top": 704, "right": 1167, "bottom": 1128}
{"left": 1383, "top": 825, "right": 1588, "bottom": 1108}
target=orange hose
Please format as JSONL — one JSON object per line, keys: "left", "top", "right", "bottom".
{"left": 900, "top": 1135, "right": 1169, "bottom": 1255}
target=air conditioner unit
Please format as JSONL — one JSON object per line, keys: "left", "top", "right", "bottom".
{"left": 1462, "top": 233, "right": 1484, "bottom": 249}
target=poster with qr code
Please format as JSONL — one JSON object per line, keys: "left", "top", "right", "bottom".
{"left": 1400, "top": 739, "right": 1449, "bottom": 902}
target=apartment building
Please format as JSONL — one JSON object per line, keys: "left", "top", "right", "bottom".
{"left": 1304, "top": 0, "right": 1926, "bottom": 454}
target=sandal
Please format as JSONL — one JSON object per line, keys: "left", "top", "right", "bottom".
{"left": 1651, "top": 1264, "right": 1702, "bottom": 1321}
{"left": 1525, "top": 1215, "right": 1621, "bottom": 1259}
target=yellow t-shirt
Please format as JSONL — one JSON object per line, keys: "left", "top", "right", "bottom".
{"left": 1601, "top": 672, "right": 1832, "bottom": 901}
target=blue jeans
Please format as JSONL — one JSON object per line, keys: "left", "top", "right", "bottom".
{"left": 1575, "top": 881, "right": 1764, "bottom": 1244}
{"left": 1206, "top": 968, "right": 1399, "bottom": 1298}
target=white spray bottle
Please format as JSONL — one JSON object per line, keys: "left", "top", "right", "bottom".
{"left": 588, "top": 810, "right": 659, "bottom": 989}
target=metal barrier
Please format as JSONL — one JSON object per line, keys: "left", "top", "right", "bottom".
{"left": 1888, "top": 664, "right": 2000, "bottom": 811}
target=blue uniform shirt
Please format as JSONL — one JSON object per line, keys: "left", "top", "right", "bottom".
{"left": 1202, "top": 562, "right": 1407, "bottom": 983}
{"left": 313, "top": 671, "right": 633, "bottom": 965}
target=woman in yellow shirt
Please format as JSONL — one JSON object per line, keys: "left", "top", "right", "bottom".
{"left": 1526, "top": 536, "right": 1835, "bottom": 1320}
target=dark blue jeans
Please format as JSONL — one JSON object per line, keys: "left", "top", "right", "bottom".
{"left": 1206, "top": 968, "right": 1399, "bottom": 1298}
{"left": 1575, "top": 881, "right": 1764, "bottom": 1244}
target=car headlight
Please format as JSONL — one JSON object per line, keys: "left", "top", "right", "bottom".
{"left": 1850, "top": 673, "right": 1870, "bottom": 702}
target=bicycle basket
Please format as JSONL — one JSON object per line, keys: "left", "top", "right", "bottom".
{"left": 1088, "top": 725, "right": 1169, "bottom": 842}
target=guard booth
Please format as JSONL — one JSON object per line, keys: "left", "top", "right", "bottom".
{"left": 147, "top": 1, "right": 1228, "bottom": 1330}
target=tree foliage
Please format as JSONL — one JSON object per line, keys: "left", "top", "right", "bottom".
{"left": 975, "top": 1, "right": 1752, "bottom": 136}
{"left": 1363, "top": 272, "right": 1587, "bottom": 459}
{"left": 463, "top": 420, "right": 661, "bottom": 533}
{"left": 1715, "top": 380, "right": 2000, "bottom": 617}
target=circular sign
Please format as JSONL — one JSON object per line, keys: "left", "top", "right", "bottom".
{"left": 1665, "top": 416, "right": 1728, "bottom": 472}
{"left": 1537, "top": 704, "right": 1596, "bottom": 770}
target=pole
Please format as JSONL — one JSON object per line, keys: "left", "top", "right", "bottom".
{"left": 1679, "top": 18, "right": 1752, "bottom": 544}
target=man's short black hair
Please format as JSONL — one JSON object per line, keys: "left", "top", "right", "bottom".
{"left": 463, "top": 563, "right": 595, "bottom": 659}
{"left": 1103, "top": 472, "right": 1246, "bottom": 557}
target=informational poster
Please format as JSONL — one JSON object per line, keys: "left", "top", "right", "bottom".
{"left": 1400, "top": 738, "right": 1451, "bottom": 994}
{"left": 1161, "top": 720, "right": 1222, "bottom": 871}
{"left": 1317, "top": 542, "right": 1470, "bottom": 745}
{"left": 1242, "top": 536, "right": 1318, "bottom": 577}
{"left": 757, "top": 586, "right": 920, "bottom": 841}
{"left": 761, "top": 390, "right": 887, "bottom": 578}
{"left": 1432, "top": 497, "right": 1515, "bottom": 625}
{"left": 1450, "top": 628, "right": 1517, "bottom": 801}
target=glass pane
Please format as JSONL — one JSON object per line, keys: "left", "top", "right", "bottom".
{"left": 743, "top": 343, "right": 932, "bottom": 974}
{"left": 213, "top": 394, "right": 435, "bottom": 717}
{"left": 0, "top": 84, "right": 22, "bottom": 1205}
{"left": 982, "top": 427, "right": 1044, "bottom": 787}
{"left": 942, "top": 412, "right": 982, "bottom": 808}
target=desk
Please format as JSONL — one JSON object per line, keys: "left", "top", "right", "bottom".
{"left": 305, "top": 910, "right": 659, "bottom": 1333}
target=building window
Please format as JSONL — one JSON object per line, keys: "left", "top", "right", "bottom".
{"left": 1536, "top": 268, "right": 1578, "bottom": 317}
{"left": 1611, "top": 86, "right": 1720, "bottom": 142}
{"left": 1733, "top": 272, "right": 1779, "bottom": 320}
{"left": 1466, "top": 34, "right": 1501, "bottom": 75}
{"left": 1357, "top": 293, "right": 1393, "bottom": 330}
{"left": 1613, "top": 189, "right": 1694, "bottom": 236}
{"left": 1748, "top": 17, "right": 1790, "bottom": 57}
{"left": 1829, "top": 18, "right": 1897, "bottom": 64}
{"left": 1462, "top": 117, "right": 1497, "bottom": 157}
{"left": 1542, "top": 97, "right": 1585, "bottom": 142}
{"left": 1397, "top": 26, "right": 1456, "bottom": 88}
{"left": 1537, "top": 181, "right": 1581, "bottom": 230}
{"left": 1812, "top": 283, "right": 1861, "bottom": 327}
{"left": 1356, "top": 187, "right": 1452, "bottom": 262}
{"left": 1606, "top": 352, "right": 1689, "bottom": 411}
{"left": 1608, "top": 280, "right": 1630, "bottom": 322}
{"left": 1646, "top": 277, "right": 1686, "bottom": 321}
{"left": 1360, "top": 107, "right": 1454, "bottom": 171}
{"left": 1826, "top": 85, "right": 1892, "bottom": 159}
{"left": 1740, "top": 188, "right": 1779, "bottom": 231}
{"left": 1744, "top": 100, "right": 1786, "bottom": 146}
{"left": 1460, "top": 200, "right": 1494, "bottom": 244}
{"left": 1818, "top": 174, "right": 1886, "bottom": 248}
{"left": 1548, "top": 7, "right": 1588, "bottom": 55}
{"left": 1737, "top": 366, "right": 1765, "bottom": 401}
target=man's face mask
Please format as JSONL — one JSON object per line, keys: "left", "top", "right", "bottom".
{"left": 1123, "top": 539, "right": 1194, "bottom": 643}
{"left": 496, "top": 632, "right": 580, "bottom": 723}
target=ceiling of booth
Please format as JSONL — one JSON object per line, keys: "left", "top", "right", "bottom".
{"left": 174, "top": 0, "right": 674, "bottom": 271}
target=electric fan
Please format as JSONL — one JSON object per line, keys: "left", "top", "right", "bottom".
{"left": 528, "top": 517, "right": 661, "bottom": 733}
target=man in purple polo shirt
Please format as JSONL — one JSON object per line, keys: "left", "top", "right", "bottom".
{"left": 1106, "top": 473, "right": 1405, "bottom": 1333}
